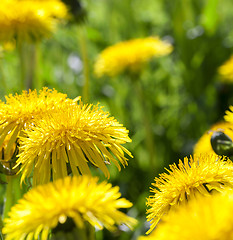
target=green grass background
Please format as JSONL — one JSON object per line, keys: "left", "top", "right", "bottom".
{"left": 1, "top": 0, "right": 233, "bottom": 239}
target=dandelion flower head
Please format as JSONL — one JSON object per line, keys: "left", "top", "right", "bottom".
{"left": 224, "top": 105, "right": 233, "bottom": 125}
{"left": 0, "top": 88, "right": 72, "bottom": 163}
{"left": 146, "top": 190, "right": 233, "bottom": 240}
{"left": 16, "top": 99, "right": 133, "bottom": 185}
{"left": 146, "top": 154, "right": 233, "bottom": 233}
{"left": 218, "top": 55, "right": 233, "bottom": 83}
{"left": 94, "top": 37, "right": 173, "bottom": 78}
{"left": 0, "top": 0, "right": 67, "bottom": 42}
{"left": 3, "top": 175, "right": 137, "bottom": 240}
{"left": 193, "top": 121, "right": 233, "bottom": 155}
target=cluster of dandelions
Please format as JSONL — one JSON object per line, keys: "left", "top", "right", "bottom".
{"left": 136, "top": 153, "right": 233, "bottom": 240}
{"left": 140, "top": 190, "right": 233, "bottom": 240}
{"left": 0, "top": 88, "right": 137, "bottom": 239}
{"left": 0, "top": 88, "right": 133, "bottom": 184}
{"left": 137, "top": 104, "right": 233, "bottom": 240}
{"left": 194, "top": 104, "right": 233, "bottom": 158}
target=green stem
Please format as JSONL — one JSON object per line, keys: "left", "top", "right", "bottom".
{"left": 3, "top": 175, "right": 23, "bottom": 220}
{"left": 132, "top": 76, "right": 156, "bottom": 169}
{"left": 3, "top": 176, "right": 13, "bottom": 219}
{"left": 17, "top": 42, "right": 40, "bottom": 91}
{"left": 95, "top": 230, "right": 103, "bottom": 240}
{"left": 0, "top": 56, "right": 7, "bottom": 93}
{"left": 17, "top": 42, "right": 27, "bottom": 91}
{"left": 52, "top": 227, "right": 90, "bottom": 240}
{"left": 87, "top": 223, "right": 95, "bottom": 240}
{"left": 78, "top": 26, "right": 90, "bottom": 103}
{"left": 52, "top": 221, "right": 95, "bottom": 240}
{"left": 26, "top": 43, "right": 40, "bottom": 90}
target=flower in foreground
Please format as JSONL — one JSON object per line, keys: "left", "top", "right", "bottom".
{"left": 146, "top": 154, "right": 233, "bottom": 233}
{"left": 144, "top": 191, "right": 233, "bottom": 240}
{"left": 16, "top": 99, "right": 132, "bottom": 185}
{"left": 94, "top": 36, "right": 173, "bottom": 78}
{"left": 218, "top": 55, "right": 233, "bottom": 83}
{"left": 193, "top": 121, "right": 233, "bottom": 156}
{"left": 0, "top": 0, "right": 67, "bottom": 42}
{"left": 3, "top": 175, "right": 137, "bottom": 240}
{"left": 0, "top": 88, "right": 73, "bottom": 164}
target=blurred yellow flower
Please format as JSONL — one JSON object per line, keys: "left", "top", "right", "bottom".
{"left": 145, "top": 191, "right": 233, "bottom": 240}
{"left": 218, "top": 55, "right": 233, "bottom": 83}
{"left": 193, "top": 121, "right": 233, "bottom": 155}
{"left": 94, "top": 37, "right": 173, "bottom": 77}
{"left": 16, "top": 99, "right": 132, "bottom": 185}
{"left": 3, "top": 175, "right": 137, "bottom": 240}
{"left": 0, "top": 0, "right": 67, "bottom": 42}
{"left": 146, "top": 154, "right": 233, "bottom": 233}
{"left": 0, "top": 88, "right": 73, "bottom": 162}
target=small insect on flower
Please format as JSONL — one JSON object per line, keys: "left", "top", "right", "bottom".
{"left": 194, "top": 121, "right": 233, "bottom": 156}
{"left": 210, "top": 131, "right": 233, "bottom": 157}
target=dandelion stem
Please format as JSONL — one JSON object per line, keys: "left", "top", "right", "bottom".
{"left": 18, "top": 42, "right": 27, "bottom": 91}
{"left": 18, "top": 42, "right": 40, "bottom": 91}
{"left": 78, "top": 26, "right": 90, "bottom": 103}
{"left": 3, "top": 175, "right": 21, "bottom": 219}
{"left": 26, "top": 43, "right": 40, "bottom": 90}
{"left": 0, "top": 56, "right": 7, "bottom": 94}
{"left": 52, "top": 226, "right": 92, "bottom": 240}
{"left": 3, "top": 176, "right": 13, "bottom": 219}
{"left": 132, "top": 75, "right": 156, "bottom": 169}
{"left": 87, "top": 223, "right": 95, "bottom": 240}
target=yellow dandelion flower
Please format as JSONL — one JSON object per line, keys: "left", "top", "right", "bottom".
{"left": 193, "top": 121, "right": 233, "bottom": 155}
{"left": 218, "top": 55, "right": 233, "bottom": 83}
{"left": 146, "top": 154, "right": 233, "bottom": 233}
{"left": 3, "top": 175, "right": 137, "bottom": 240}
{"left": 94, "top": 37, "right": 173, "bottom": 77}
{"left": 31, "top": 0, "right": 68, "bottom": 19}
{"left": 0, "top": 0, "right": 67, "bottom": 42}
{"left": 224, "top": 105, "right": 233, "bottom": 124}
{"left": 147, "top": 190, "right": 233, "bottom": 240}
{"left": 0, "top": 88, "right": 73, "bottom": 163}
{"left": 16, "top": 99, "right": 132, "bottom": 185}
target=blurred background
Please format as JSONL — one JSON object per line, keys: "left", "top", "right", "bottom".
{"left": 1, "top": 0, "right": 233, "bottom": 239}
